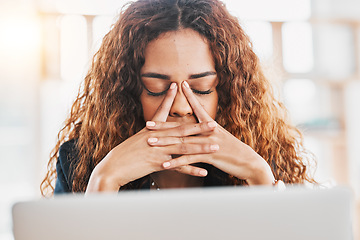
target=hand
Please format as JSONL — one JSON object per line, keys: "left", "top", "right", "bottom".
{"left": 86, "top": 83, "right": 216, "bottom": 193}
{"left": 146, "top": 81, "right": 275, "bottom": 186}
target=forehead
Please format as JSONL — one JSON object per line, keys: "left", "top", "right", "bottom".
{"left": 141, "top": 28, "right": 215, "bottom": 74}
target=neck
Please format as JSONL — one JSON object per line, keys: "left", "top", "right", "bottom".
{"left": 150, "top": 170, "right": 204, "bottom": 189}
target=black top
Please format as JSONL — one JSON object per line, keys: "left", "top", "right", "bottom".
{"left": 54, "top": 139, "right": 77, "bottom": 193}
{"left": 55, "top": 140, "right": 153, "bottom": 194}
{"left": 54, "top": 140, "right": 231, "bottom": 194}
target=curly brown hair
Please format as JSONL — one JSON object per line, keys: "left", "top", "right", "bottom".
{"left": 41, "top": 0, "right": 316, "bottom": 196}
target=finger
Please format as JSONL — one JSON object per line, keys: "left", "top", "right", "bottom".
{"left": 182, "top": 81, "right": 214, "bottom": 122}
{"left": 148, "top": 135, "right": 214, "bottom": 146}
{"left": 146, "top": 120, "right": 217, "bottom": 132}
{"left": 151, "top": 83, "right": 177, "bottom": 122}
{"left": 173, "top": 165, "right": 208, "bottom": 177}
{"left": 146, "top": 121, "right": 182, "bottom": 130}
{"left": 162, "top": 153, "right": 214, "bottom": 169}
{"left": 147, "top": 121, "right": 217, "bottom": 139}
{"left": 163, "top": 143, "right": 219, "bottom": 156}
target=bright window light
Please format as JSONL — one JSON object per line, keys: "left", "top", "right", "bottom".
{"left": 314, "top": 25, "right": 355, "bottom": 80}
{"left": 60, "top": 15, "right": 88, "bottom": 81}
{"left": 242, "top": 21, "right": 273, "bottom": 61}
{"left": 0, "top": 17, "right": 40, "bottom": 51}
{"left": 55, "top": 0, "right": 124, "bottom": 15}
{"left": 282, "top": 22, "right": 314, "bottom": 73}
{"left": 284, "top": 79, "right": 316, "bottom": 102}
{"left": 0, "top": 15, "right": 41, "bottom": 73}
{"left": 92, "top": 16, "right": 115, "bottom": 54}
{"left": 283, "top": 79, "right": 317, "bottom": 123}
{"left": 222, "top": 0, "right": 311, "bottom": 21}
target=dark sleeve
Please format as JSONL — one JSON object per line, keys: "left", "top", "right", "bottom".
{"left": 54, "top": 139, "right": 78, "bottom": 194}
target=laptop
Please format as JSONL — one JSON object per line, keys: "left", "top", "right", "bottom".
{"left": 12, "top": 186, "right": 353, "bottom": 240}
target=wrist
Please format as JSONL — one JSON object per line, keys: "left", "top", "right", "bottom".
{"left": 85, "top": 165, "right": 120, "bottom": 193}
{"left": 247, "top": 159, "right": 275, "bottom": 186}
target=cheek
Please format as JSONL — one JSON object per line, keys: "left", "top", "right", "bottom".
{"left": 140, "top": 91, "right": 163, "bottom": 121}
{"left": 198, "top": 91, "right": 218, "bottom": 119}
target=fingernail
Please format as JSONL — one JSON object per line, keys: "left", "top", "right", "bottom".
{"left": 163, "top": 162, "right": 171, "bottom": 168}
{"left": 148, "top": 137, "right": 158, "bottom": 144}
{"left": 210, "top": 144, "right": 219, "bottom": 151}
{"left": 200, "top": 170, "right": 208, "bottom": 176}
{"left": 208, "top": 121, "right": 217, "bottom": 128}
{"left": 146, "top": 121, "right": 156, "bottom": 127}
{"left": 183, "top": 81, "right": 189, "bottom": 88}
{"left": 170, "top": 82, "right": 176, "bottom": 89}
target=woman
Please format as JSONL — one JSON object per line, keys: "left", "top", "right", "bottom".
{"left": 41, "top": 0, "right": 315, "bottom": 195}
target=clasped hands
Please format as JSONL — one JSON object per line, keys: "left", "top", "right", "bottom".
{"left": 144, "top": 81, "right": 275, "bottom": 185}
{"left": 86, "top": 81, "right": 275, "bottom": 192}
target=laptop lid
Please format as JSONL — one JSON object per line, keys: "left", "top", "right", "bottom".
{"left": 12, "top": 186, "right": 353, "bottom": 240}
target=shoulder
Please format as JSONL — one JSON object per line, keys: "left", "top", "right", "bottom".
{"left": 59, "top": 138, "right": 78, "bottom": 159}
{"left": 58, "top": 139, "right": 79, "bottom": 173}
{"left": 55, "top": 139, "right": 79, "bottom": 193}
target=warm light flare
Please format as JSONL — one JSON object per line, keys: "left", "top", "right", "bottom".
{"left": 0, "top": 16, "right": 41, "bottom": 55}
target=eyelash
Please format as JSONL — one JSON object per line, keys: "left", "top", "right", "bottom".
{"left": 192, "top": 89, "right": 213, "bottom": 95}
{"left": 147, "top": 88, "right": 213, "bottom": 97}
{"left": 147, "top": 89, "right": 168, "bottom": 97}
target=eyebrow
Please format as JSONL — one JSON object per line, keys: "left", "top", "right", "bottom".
{"left": 141, "top": 71, "right": 216, "bottom": 80}
{"left": 140, "top": 73, "right": 170, "bottom": 80}
{"left": 189, "top": 71, "right": 216, "bottom": 79}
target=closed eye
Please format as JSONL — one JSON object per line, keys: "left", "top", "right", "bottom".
{"left": 146, "top": 88, "right": 213, "bottom": 97}
{"left": 146, "top": 89, "right": 168, "bottom": 97}
{"left": 143, "top": 78, "right": 214, "bottom": 97}
{"left": 191, "top": 88, "right": 213, "bottom": 95}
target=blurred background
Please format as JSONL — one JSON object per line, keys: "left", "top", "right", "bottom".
{"left": 0, "top": 0, "right": 359, "bottom": 239}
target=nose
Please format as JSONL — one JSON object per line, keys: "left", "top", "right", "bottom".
{"left": 169, "top": 85, "right": 193, "bottom": 117}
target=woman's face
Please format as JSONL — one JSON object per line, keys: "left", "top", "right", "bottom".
{"left": 140, "top": 28, "right": 218, "bottom": 123}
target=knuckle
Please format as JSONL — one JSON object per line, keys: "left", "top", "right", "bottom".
{"left": 177, "top": 125, "right": 187, "bottom": 136}
{"left": 200, "top": 122, "right": 208, "bottom": 132}
{"left": 179, "top": 136, "right": 186, "bottom": 144}
{"left": 173, "top": 158, "right": 182, "bottom": 167}
{"left": 170, "top": 159, "right": 177, "bottom": 167}
{"left": 180, "top": 143, "right": 188, "bottom": 154}
{"left": 182, "top": 165, "right": 189, "bottom": 171}
{"left": 213, "top": 125, "right": 220, "bottom": 133}
{"left": 178, "top": 165, "right": 187, "bottom": 172}
{"left": 203, "top": 144, "right": 210, "bottom": 152}
{"left": 175, "top": 166, "right": 185, "bottom": 173}
{"left": 208, "top": 135, "right": 217, "bottom": 144}
{"left": 147, "top": 131, "right": 156, "bottom": 138}
{"left": 189, "top": 167, "right": 198, "bottom": 176}
{"left": 184, "top": 154, "right": 191, "bottom": 164}
{"left": 194, "top": 168, "right": 202, "bottom": 176}
{"left": 204, "top": 154, "right": 213, "bottom": 164}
